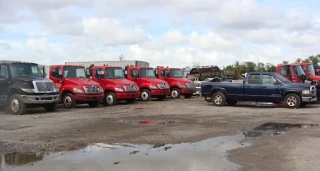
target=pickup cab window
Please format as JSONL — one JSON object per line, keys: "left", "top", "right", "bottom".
{"left": 261, "top": 75, "right": 275, "bottom": 84}
{"left": 247, "top": 74, "right": 260, "bottom": 84}
{"left": 0, "top": 64, "right": 9, "bottom": 79}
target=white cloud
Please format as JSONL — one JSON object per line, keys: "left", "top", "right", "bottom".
{"left": 82, "top": 17, "right": 148, "bottom": 46}
{"left": 283, "top": 9, "right": 311, "bottom": 31}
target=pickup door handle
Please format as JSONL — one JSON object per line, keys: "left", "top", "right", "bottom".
{"left": 261, "top": 86, "right": 267, "bottom": 88}
{"left": 245, "top": 86, "right": 251, "bottom": 88}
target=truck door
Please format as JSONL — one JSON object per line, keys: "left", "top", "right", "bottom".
{"left": 0, "top": 64, "right": 10, "bottom": 103}
{"left": 128, "top": 68, "right": 140, "bottom": 86}
{"left": 260, "top": 74, "right": 281, "bottom": 101}
{"left": 50, "top": 66, "right": 63, "bottom": 91}
{"left": 243, "top": 74, "right": 261, "bottom": 101}
{"left": 93, "top": 68, "right": 105, "bottom": 87}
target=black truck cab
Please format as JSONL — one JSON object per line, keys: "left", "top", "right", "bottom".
{"left": 0, "top": 61, "right": 60, "bottom": 115}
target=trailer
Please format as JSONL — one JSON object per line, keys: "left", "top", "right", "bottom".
{"left": 65, "top": 60, "right": 149, "bottom": 69}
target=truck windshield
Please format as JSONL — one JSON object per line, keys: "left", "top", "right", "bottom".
{"left": 106, "top": 68, "right": 124, "bottom": 79}
{"left": 10, "top": 63, "right": 42, "bottom": 77}
{"left": 64, "top": 66, "right": 86, "bottom": 78}
{"left": 294, "top": 66, "right": 305, "bottom": 77}
{"left": 308, "top": 64, "right": 316, "bottom": 75}
{"left": 274, "top": 73, "right": 291, "bottom": 83}
{"left": 140, "top": 68, "right": 156, "bottom": 78}
{"left": 170, "top": 69, "right": 183, "bottom": 78}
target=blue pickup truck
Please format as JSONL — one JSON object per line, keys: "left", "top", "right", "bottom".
{"left": 201, "top": 72, "right": 317, "bottom": 108}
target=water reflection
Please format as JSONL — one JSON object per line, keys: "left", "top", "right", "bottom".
{"left": 4, "top": 152, "right": 44, "bottom": 166}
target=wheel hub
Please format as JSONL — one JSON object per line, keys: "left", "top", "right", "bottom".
{"left": 141, "top": 92, "right": 149, "bottom": 100}
{"left": 64, "top": 96, "right": 72, "bottom": 107}
{"left": 107, "top": 95, "right": 114, "bottom": 104}
{"left": 11, "top": 99, "right": 19, "bottom": 112}
{"left": 287, "top": 96, "right": 297, "bottom": 107}
{"left": 171, "top": 90, "right": 178, "bottom": 98}
{"left": 214, "top": 95, "right": 222, "bottom": 104}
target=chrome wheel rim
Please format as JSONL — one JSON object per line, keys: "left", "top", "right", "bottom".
{"left": 214, "top": 95, "right": 223, "bottom": 105}
{"left": 11, "top": 99, "right": 19, "bottom": 112}
{"left": 106, "top": 94, "right": 114, "bottom": 104}
{"left": 64, "top": 96, "right": 72, "bottom": 107}
{"left": 171, "top": 90, "right": 179, "bottom": 98}
{"left": 141, "top": 91, "right": 149, "bottom": 101}
{"left": 287, "top": 96, "right": 297, "bottom": 107}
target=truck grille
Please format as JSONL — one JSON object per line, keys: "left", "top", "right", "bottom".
{"left": 84, "top": 86, "right": 101, "bottom": 93}
{"left": 186, "top": 83, "right": 195, "bottom": 88}
{"left": 124, "top": 84, "right": 139, "bottom": 92}
{"left": 35, "top": 81, "right": 54, "bottom": 91}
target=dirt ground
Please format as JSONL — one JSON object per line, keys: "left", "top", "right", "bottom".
{"left": 0, "top": 97, "right": 320, "bottom": 171}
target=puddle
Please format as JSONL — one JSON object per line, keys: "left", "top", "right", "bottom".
{"left": 244, "top": 122, "right": 319, "bottom": 138}
{"left": 1, "top": 122, "right": 318, "bottom": 171}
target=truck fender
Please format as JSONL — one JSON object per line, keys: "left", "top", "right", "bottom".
{"left": 283, "top": 90, "right": 301, "bottom": 99}
{"left": 210, "top": 87, "right": 227, "bottom": 97}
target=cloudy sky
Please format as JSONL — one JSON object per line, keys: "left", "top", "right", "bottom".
{"left": 0, "top": 0, "right": 319, "bottom": 68}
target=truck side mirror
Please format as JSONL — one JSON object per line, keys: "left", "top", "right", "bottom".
{"left": 58, "top": 69, "right": 63, "bottom": 77}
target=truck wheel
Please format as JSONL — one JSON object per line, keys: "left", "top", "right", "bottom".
{"left": 44, "top": 102, "right": 58, "bottom": 112}
{"left": 227, "top": 100, "right": 237, "bottom": 106}
{"left": 212, "top": 92, "right": 226, "bottom": 106}
{"left": 284, "top": 93, "right": 301, "bottom": 108}
{"left": 9, "top": 94, "right": 26, "bottom": 115}
{"left": 63, "top": 93, "right": 76, "bottom": 109}
{"left": 170, "top": 88, "right": 181, "bottom": 99}
{"left": 127, "top": 98, "right": 136, "bottom": 104}
{"left": 105, "top": 92, "right": 117, "bottom": 105}
{"left": 184, "top": 94, "right": 192, "bottom": 98}
{"left": 88, "top": 101, "right": 100, "bottom": 108}
{"left": 157, "top": 96, "right": 166, "bottom": 101}
{"left": 140, "top": 89, "right": 151, "bottom": 101}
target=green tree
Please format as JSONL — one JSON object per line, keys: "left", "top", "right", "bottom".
{"left": 302, "top": 58, "right": 310, "bottom": 63}
{"left": 283, "top": 60, "right": 289, "bottom": 64}
{"left": 308, "top": 55, "right": 319, "bottom": 64}
{"left": 256, "top": 62, "right": 266, "bottom": 72}
{"left": 245, "top": 62, "right": 256, "bottom": 72}
{"left": 295, "top": 58, "right": 301, "bottom": 63}
{"left": 265, "top": 63, "right": 276, "bottom": 72}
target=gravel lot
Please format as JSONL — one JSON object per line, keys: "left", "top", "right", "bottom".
{"left": 0, "top": 97, "right": 320, "bottom": 171}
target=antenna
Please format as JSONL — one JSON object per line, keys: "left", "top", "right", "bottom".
{"left": 119, "top": 54, "right": 124, "bottom": 61}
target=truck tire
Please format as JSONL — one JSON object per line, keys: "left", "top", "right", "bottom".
{"left": 88, "top": 101, "right": 100, "bottom": 108}
{"left": 44, "top": 102, "right": 58, "bottom": 112}
{"left": 9, "top": 94, "right": 26, "bottom": 115}
{"left": 140, "top": 89, "right": 151, "bottom": 101}
{"left": 212, "top": 92, "right": 226, "bottom": 106}
{"left": 184, "top": 94, "right": 192, "bottom": 98}
{"left": 157, "top": 95, "right": 166, "bottom": 101}
{"left": 105, "top": 92, "right": 117, "bottom": 105}
{"left": 127, "top": 98, "right": 136, "bottom": 104}
{"left": 227, "top": 100, "right": 237, "bottom": 106}
{"left": 170, "top": 88, "right": 181, "bottom": 99}
{"left": 63, "top": 93, "right": 76, "bottom": 109}
{"left": 284, "top": 93, "right": 301, "bottom": 108}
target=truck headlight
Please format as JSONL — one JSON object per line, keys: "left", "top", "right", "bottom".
{"left": 54, "top": 86, "right": 60, "bottom": 92}
{"left": 179, "top": 83, "right": 186, "bottom": 88}
{"left": 150, "top": 85, "right": 158, "bottom": 89}
{"left": 73, "top": 87, "right": 84, "bottom": 93}
{"left": 21, "top": 88, "right": 35, "bottom": 93}
{"left": 302, "top": 90, "right": 310, "bottom": 94}
{"left": 115, "top": 87, "right": 124, "bottom": 92}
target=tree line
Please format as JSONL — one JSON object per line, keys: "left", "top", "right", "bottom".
{"left": 222, "top": 54, "right": 320, "bottom": 74}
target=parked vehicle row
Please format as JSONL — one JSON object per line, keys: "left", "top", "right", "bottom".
{"left": 0, "top": 60, "right": 197, "bottom": 115}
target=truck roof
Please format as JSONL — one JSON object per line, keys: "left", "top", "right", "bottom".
{"left": 50, "top": 64, "right": 85, "bottom": 67}
{"left": 0, "top": 61, "right": 38, "bottom": 65}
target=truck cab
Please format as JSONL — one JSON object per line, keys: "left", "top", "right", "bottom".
{"left": 0, "top": 61, "right": 60, "bottom": 115}
{"left": 47, "top": 65, "right": 104, "bottom": 108}
{"left": 124, "top": 65, "right": 170, "bottom": 101}
{"left": 155, "top": 66, "right": 196, "bottom": 99}
{"left": 87, "top": 64, "right": 140, "bottom": 105}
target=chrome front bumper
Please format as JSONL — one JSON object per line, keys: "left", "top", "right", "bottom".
{"left": 20, "top": 94, "right": 60, "bottom": 104}
{"left": 301, "top": 96, "right": 317, "bottom": 102}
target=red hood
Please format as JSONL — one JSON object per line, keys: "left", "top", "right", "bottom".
{"left": 168, "top": 78, "right": 192, "bottom": 84}
{"left": 309, "top": 75, "right": 320, "bottom": 81}
{"left": 64, "top": 78, "right": 101, "bottom": 86}
{"left": 106, "top": 78, "right": 137, "bottom": 87}
{"left": 141, "top": 78, "right": 168, "bottom": 84}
